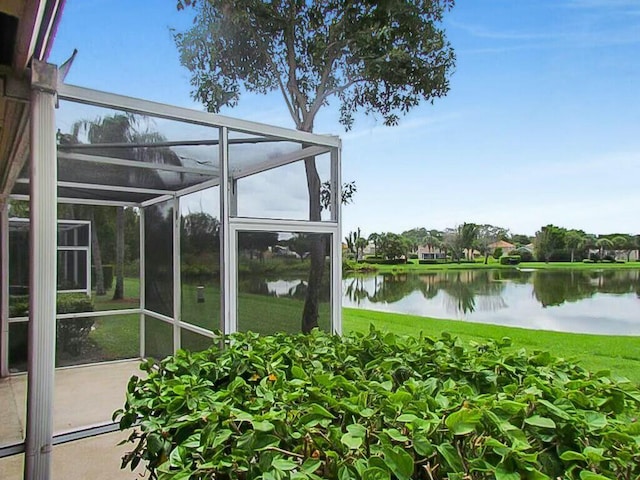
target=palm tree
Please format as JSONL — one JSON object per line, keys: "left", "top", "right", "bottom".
{"left": 565, "top": 230, "right": 585, "bottom": 263}
{"left": 596, "top": 238, "right": 614, "bottom": 261}
{"left": 367, "top": 233, "right": 382, "bottom": 258}
{"left": 61, "top": 114, "right": 182, "bottom": 299}
{"left": 460, "top": 223, "right": 478, "bottom": 261}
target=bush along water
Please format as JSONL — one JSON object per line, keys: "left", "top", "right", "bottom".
{"left": 114, "top": 329, "right": 640, "bottom": 480}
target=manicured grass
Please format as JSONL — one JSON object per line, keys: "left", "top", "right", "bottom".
{"left": 354, "top": 260, "right": 640, "bottom": 273}
{"left": 343, "top": 308, "right": 640, "bottom": 385}
{"left": 87, "top": 277, "right": 640, "bottom": 386}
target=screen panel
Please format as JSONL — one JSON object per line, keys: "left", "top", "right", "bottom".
{"left": 236, "top": 231, "right": 332, "bottom": 334}
{"left": 144, "top": 200, "right": 174, "bottom": 317}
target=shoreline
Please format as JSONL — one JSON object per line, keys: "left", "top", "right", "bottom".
{"left": 346, "top": 260, "right": 640, "bottom": 274}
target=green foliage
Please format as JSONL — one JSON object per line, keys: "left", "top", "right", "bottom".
{"left": 116, "top": 329, "right": 640, "bottom": 480}
{"left": 56, "top": 293, "right": 95, "bottom": 356}
{"left": 377, "top": 233, "right": 410, "bottom": 260}
{"left": 499, "top": 255, "right": 521, "bottom": 265}
{"left": 92, "top": 264, "right": 114, "bottom": 291}
{"left": 492, "top": 247, "right": 503, "bottom": 260}
{"left": 175, "top": 0, "right": 455, "bottom": 130}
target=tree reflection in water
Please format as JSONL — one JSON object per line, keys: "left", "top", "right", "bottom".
{"left": 343, "top": 268, "right": 640, "bottom": 315}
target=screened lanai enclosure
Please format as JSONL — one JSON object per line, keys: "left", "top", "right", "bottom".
{"left": 0, "top": 61, "right": 341, "bottom": 478}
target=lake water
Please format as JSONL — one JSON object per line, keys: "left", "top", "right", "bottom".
{"left": 342, "top": 269, "right": 640, "bottom": 336}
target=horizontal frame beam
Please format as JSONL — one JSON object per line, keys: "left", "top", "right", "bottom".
{"left": 58, "top": 83, "right": 340, "bottom": 148}
{"left": 58, "top": 151, "right": 218, "bottom": 176}
{"left": 10, "top": 194, "right": 140, "bottom": 208}
{"left": 57, "top": 136, "right": 284, "bottom": 150}
{"left": 230, "top": 217, "right": 338, "bottom": 233}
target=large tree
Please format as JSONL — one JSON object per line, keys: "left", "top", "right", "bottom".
{"left": 175, "top": 0, "right": 456, "bottom": 332}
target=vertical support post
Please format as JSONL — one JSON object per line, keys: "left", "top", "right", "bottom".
{"left": 139, "top": 208, "right": 145, "bottom": 358}
{"left": 172, "top": 196, "right": 181, "bottom": 353}
{"left": 219, "top": 127, "right": 233, "bottom": 334}
{"left": 1, "top": 205, "right": 9, "bottom": 377}
{"left": 24, "top": 60, "right": 58, "bottom": 480}
{"left": 230, "top": 179, "right": 238, "bottom": 217}
{"left": 330, "top": 145, "right": 342, "bottom": 334}
{"left": 85, "top": 223, "right": 91, "bottom": 297}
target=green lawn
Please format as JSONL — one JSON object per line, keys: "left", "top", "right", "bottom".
{"left": 85, "top": 277, "right": 640, "bottom": 386}
{"left": 343, "top": 308, "right": 640, "bottom": 385}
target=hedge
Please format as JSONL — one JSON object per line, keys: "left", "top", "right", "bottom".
{"left": 115, "top": 329, "right": 640, "bottom": 480}
{"left": 499, "top": 255, "right": 521, "bottom": 265}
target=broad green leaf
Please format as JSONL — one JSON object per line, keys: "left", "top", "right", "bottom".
{"left": 559, "top": 450, "right": 586, "bottom": 462}
{"left": 308, "top": 403, "right": 335, "bottom": 419}
{"left": 291, "top": 365, "right": 308, "bottom": 380}
{"left": 579, "top": 472, "right": 611, "bottom": 480}
{"left": 411, "top": 434, "right": 434, "bottom": 456}
{"left": 537, "top": 399, "right": 572, "bottom": 420}
{"left": 347, "top": 423, "right": 367, "bottom": 437}
{"left": 341, "top": 432, "right": 364, "bottom": 449}
{"left": 384, "top": 428, "right": 408, "bottom": 442}
{"left": 445, "top": 408, "right": 482, "bottom": 435}
{"left": 382, "top": 446, "right": 414, "bottom": 480}
{"left": 272, "top": 458, "right": 298, "bottom": 471}
{"left": 525, "top": 415, "right": 556, "bottom": 429}
{"left": 301, "top": 459, "right": 322, "bottom": 474}
{"left": 362, "top": 467, "right": 390, "bottom": 480}
{"left": 584, "top": 411, "right": 607, "bottom": 431}
{"left": 583, "top": 446, "right": 607, "bottom": 463}
{"left": 436, "top": 442, "right": 464, "bottom": 473}
{"left": 252, "top": 420, "right": 275, "bottom": 432}
{"left": 396, "top": 414, "right": 419, "bottom": 423}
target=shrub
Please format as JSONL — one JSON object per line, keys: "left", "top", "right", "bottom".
{"left": 492, "top": 247, "right": 503, "bottom": 259}
{"left": 362, "top": 258, "right": 406, "bottom": 265}
{"left": 419, "top": 259, "right": 439, "bottom": 264}
{"left": 56, "top": 293, "right": 95, "bottom": 356}
{"left": 9, "top": 293, "right": 95, "bottom": 362}
{"left": 512, "top": 248, "right": 534, "bottom": 262}
{"left": 583, "top": 259, "right": 595, "bottom": 264}
{"left": 408, "top": 253, "right": 418, "bottom": 259}
{"left": 116, "top": 329, "right": 640, "bottom": 480}
{"left": 499, "top": 255, "right": 521, "bottom": 265}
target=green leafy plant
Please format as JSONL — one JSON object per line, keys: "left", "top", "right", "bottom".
{"left": 115, "top": 329, "right": 640, "bottom": 479}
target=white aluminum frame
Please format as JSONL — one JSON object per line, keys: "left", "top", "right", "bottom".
{"left": 229, "top": 217, "right": 340, "bottom": 335}
{"left": 3, "top": 67, "right": 343, "bottom": 476}
{"left": 6, "top": 217, "right": 92, "bottom": 297}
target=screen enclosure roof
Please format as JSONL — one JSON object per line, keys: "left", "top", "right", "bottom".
{"left": 11, "top": 83, "right": 340, "bottom": 206}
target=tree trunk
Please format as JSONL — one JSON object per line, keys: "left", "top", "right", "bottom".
{"left": 301, "top": 156, "right": 324, "bottom": 333}
{"left": 113, "top": 206, "right": 125, "bottom": 300}
{"left": 570, "top": 249, "right": 574, "bottom": 263}
{"left": 90, "top": 210, "right": 105, "bottom": 296}
{"left": 484, "top": 253, "right": 489, "bottom": 265}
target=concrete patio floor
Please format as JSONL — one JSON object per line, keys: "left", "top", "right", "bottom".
{"left": 1, "top": 360, "right": 146, "bottom": 479}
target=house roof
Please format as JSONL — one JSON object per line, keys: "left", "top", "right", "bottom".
{"left": 489, "top": 240, "right": 515, "bottom": 249}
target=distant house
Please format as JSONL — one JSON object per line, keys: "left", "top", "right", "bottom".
{"left": 522, "top": 243, "right": 534, "bottom": 253}
{"left": 489, "top": 240, "right": 516, "bottom": 255}
{"left": 362, "top": 241, "right": 377, "bottom": 256}
{"left": 417, "top": 244, "right": 446, "bottom": 260}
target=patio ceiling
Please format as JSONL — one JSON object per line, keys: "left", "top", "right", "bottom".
{"left": 0, "top": 0, "right": 65, "bottom": 209}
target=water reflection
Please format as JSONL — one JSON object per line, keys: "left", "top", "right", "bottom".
{"left": 342, "top": 269, "right": 640, "bottom": 335}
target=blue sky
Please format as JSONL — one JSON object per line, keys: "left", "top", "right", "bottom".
{"left": 49, "top": 0, "right": 640, "bottom": 237}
